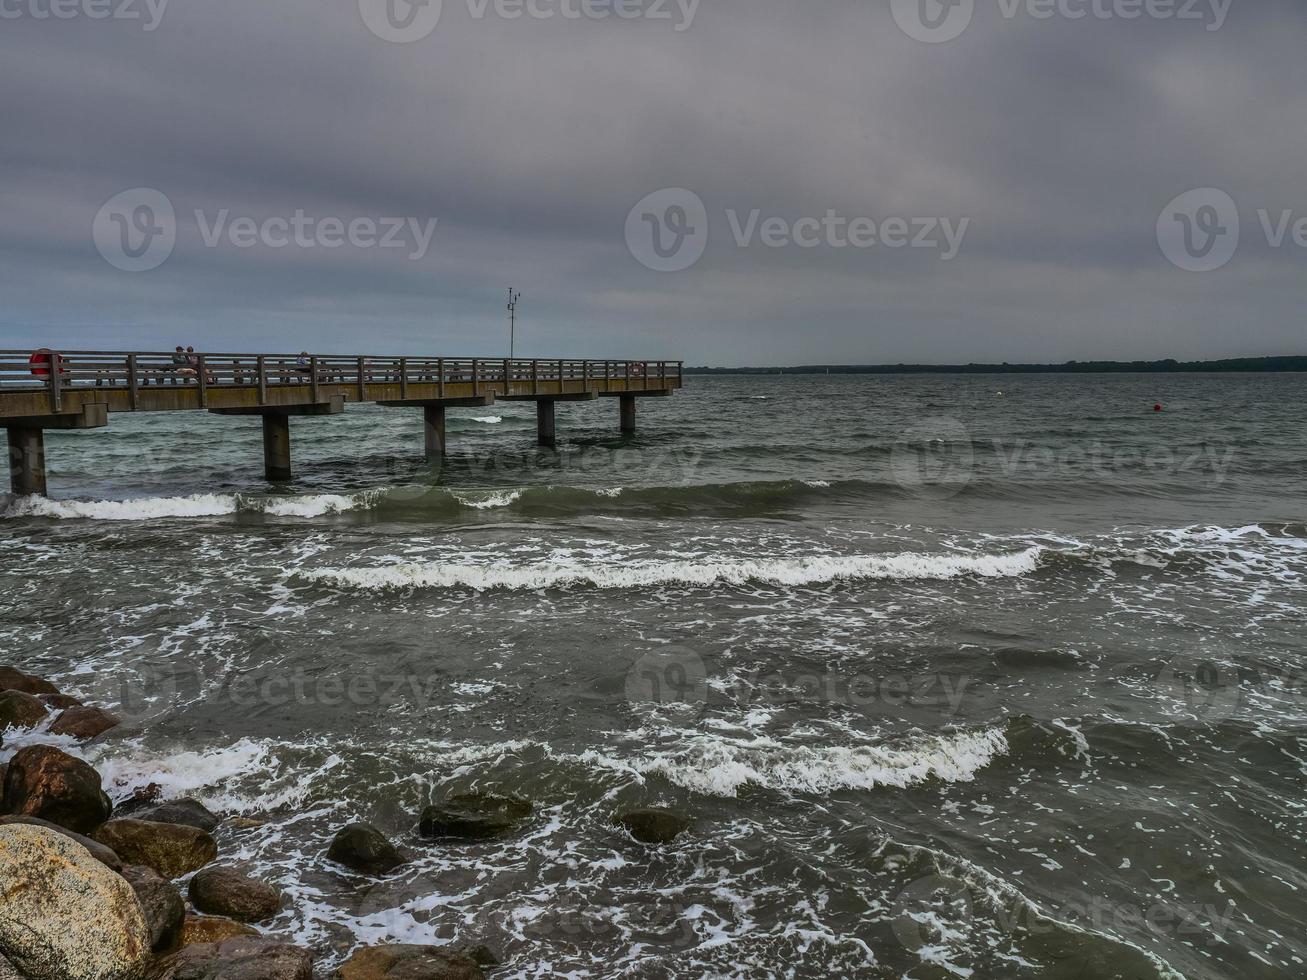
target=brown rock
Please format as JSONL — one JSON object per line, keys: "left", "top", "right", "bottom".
{"left": 177, "top": 915, "right": 258, "bottom": 948}
{"left": 41, "top": 693, "right": 85, "bottom": 710}
{"left": 49, "top": 705, "right": 120, "bottom": 740}
{"left": 417, "top": 794, "right": 532, "bottom": 840}
{"left": 93, "top": 819, "right": 217, "bottom": 879}
{"left": 326, "top": 822, "right": 405, "bottom": 876}
{"left": 614, "top": 807, "right": 691, "bottom": 845}
{"left": 138, "top": 798, "right": 220, "bottom": 832}
{"left": 0, "top": 815, "right": 123, "bottom": 871}
{"left": 0, "top": 667, "right": 59, "bottom": 696}
{"left": 189, "top": 866, "right": 282, "bottom": 923}
{"left": 0, "top": 690, "right": 48, "bottom": 732}
{"left": 0, "top": 824, "right": 151, "bottom": 980}
{"left": 122, "top": 864, "right": 186, "bottom": 953}
{"left": 2, "top": 745, "right": 112, "bottom": 834}
{"left": 334, "top": 944, "right": 485, "bottom": 980}
{"left": 151, "top": 936, "right": 312, "bottom": 980}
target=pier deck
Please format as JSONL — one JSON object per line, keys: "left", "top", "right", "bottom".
{"left": 1, "top": 351, "right": 683, "bottom": 494}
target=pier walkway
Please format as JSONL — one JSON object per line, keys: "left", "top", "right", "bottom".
{"left": 1, "top": 350, "right": 683, "bottom": 495}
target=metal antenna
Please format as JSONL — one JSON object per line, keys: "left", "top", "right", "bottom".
{"left": 507, "top": 288, "right": 522, "bottom": 359}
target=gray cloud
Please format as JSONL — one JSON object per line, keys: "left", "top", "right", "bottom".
{"left": 1, "top": 0, "right": 1304, "bottom": 363}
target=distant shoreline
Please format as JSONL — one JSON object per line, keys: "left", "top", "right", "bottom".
{"left": 686, "top": 356, "right": 1307, "bottom": 375}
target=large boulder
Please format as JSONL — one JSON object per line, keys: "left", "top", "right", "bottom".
{"left": 334, "top": 945, "right": 485, "bottom": 980}
{"left": 0, "top": 667, "right": 59, "bottom": 696}
{"left": 93, "top": 819, "right": 217, "bottom": 880}
{"left": 137, "top": 799, "right": 220, "bottom": 833}
{"left": 177, "top": 916, "right": 258, "bottom": 949}
{"left": 42, "top": 692, "right": 85, "bottom": 710}
{"left": 50, "top": 705, "right": 121, "bottom": 740}
{"left": 0, "top": 815, "right": 122, "bottom": 871}
{"left": 0, "top": 690, "right": 48, "bottom": 732}
{"left": 188, "top": 867, "right": 282, "bottom": 923}
{"left": 121, "top": 864, "right": 186, "bottom": 953}
{"left": 3, "top": 745, "right": 112, "bottom": 834}
{"left": 417, "top": 794, "right": 531, "bottom": 840}
{"left": 151, "top": 936, "right": 312, "bottom": 980}
{"left": 0, "top": 823, "right": 151, "bottom": 980}
{"left": 614, "top": 807, "right": 691, "bottom": 845}
{"left": 326, "top": 823, "right": 405, "bottom": 875}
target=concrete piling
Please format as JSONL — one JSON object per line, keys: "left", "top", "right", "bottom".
{"left": 620, "top": 395, "right": 636, "bottom": 434}
{"left": 537, "top": 400, "right": 556, "bottom": 448}
{"left": 424, "top": 404, "right": 446, "bottom": 459}
{"left": 262, "top": 414, "right": 292, "bottom": 482}
{"left": 7, "top": 428, "right": 46, "bottom": 497}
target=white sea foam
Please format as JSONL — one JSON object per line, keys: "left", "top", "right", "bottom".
{"left": 299, "top": 547, "right": 1044, "bottom": 592}
{"left": 577, "top": 727, "right": 1009, "bottom": 797}
{"left": 447, "top": 489, "right": 524, "bottom": 510}
{"left": 2, "top": 493, "right": 242, "bottom": 520}
{"left": 469, "top": 415, "right": 503, "bottom": 424}
{"left": 2, "top": 491, "right": 379, "bottom": 521}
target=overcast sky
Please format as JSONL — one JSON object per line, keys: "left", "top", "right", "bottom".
{"left": 2, "top": 0, "right": 1304, "bottom": 365}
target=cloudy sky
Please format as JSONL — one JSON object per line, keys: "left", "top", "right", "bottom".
{"left": 2, "top": 0, "right": 1304, "bottom": 365}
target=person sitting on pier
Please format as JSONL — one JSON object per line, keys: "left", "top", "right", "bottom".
{"left": 171, "top": 346, "right": 197, "bottom": 383}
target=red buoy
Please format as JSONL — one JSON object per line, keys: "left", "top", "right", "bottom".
{"left": 1153, "top": 404, "right": 1163, "bottom": 413}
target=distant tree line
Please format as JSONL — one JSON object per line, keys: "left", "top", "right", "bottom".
{"left": 685, "top": 356, "right": 1307, "bottom": 375}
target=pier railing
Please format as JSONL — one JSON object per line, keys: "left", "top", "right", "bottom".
{"left": 0, "top": 351, "right": 682, "bottom": 413}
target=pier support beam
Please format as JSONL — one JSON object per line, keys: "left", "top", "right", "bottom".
{"left": 4, "top": 403, "right": 109, "bottom": 497}
{"left": 620, "top": 395, "right": 636, "bottom": 434}
{"left": 262, "top": 414, "right": 292, "bottom": 482}
{"left": 423, "top": 404, "right": 446, "bottom": 459}
{"left": 211, "top": 395, "right": 344, "bottom": 483}
{"left": 536, "top": 400, "right": 556, "bottom": 448}
{"left": 7, "top": 428, "right": 46, "bottom": 497}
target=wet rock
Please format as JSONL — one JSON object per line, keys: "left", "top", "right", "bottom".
{"left": 188, "top": 866, "right": 282, "bottom": 923}
{"left": 2, "top": 745, "right": 113, "bottom": 834}
{"left": 49, "top": 705, "right": 120, "bottom": 740}
{"left": 334, "top": 944, "right": 485, "bottom": 980}
{"left": 151, "top": 936, "right": 312, "bottom": 980}
{"left": 114, "top": 783, "right": 165, "bottom": 816}
{"left": 0, "top": 823, "right": 151, "bottom": 980}
{"left": 326, "top": 822, "right": 406, "bottom": 875}
{"left": 0, "top": 814, "right": 123, "bottom": 871}
{"left": 93, "top": 819, "right": 217, "bottom": 879}
{"left": 417, "top": 794, "right": 532, "bottom": 840}
{"left": 463, "top": 945, "right": 500, "bottom": 967}
{"left": 137, "top": 798, "right": 221, "bottom": 833}
{"left": 177, "top": 915, "right": 258, "bottom": 948}
{"left": 614, "top": 807, "right": 691, "bottom": 844}
{"left": 224, "top": 817, "right": 264, "bottom": 831}
{"left": 0, "top": 689, "right": 49, "bottom": 732}
{"left": 41, "top": 692, "right": 85, "bottom": 710}
{"left": 0, "top": 667, "right": 59, "bottom": 697}
{"left": 122, "top": 864, "right": 186, "bottom": 953}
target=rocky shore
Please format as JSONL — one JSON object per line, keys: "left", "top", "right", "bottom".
{"left": 0, "top": 666, "right": 692, "bottom": 979}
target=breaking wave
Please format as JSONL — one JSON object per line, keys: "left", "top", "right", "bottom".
{"left": 297, "top": 547, "right": 1045, "bottom": 592}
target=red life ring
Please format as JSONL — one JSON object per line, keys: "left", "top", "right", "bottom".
{"left": 29, "top": 350, "right": 60, "bottom": 378}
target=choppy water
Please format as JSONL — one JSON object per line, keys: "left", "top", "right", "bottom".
{"left": 3, "top": 373, "right": 1306, "bottom": 979}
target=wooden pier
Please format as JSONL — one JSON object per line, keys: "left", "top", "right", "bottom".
{"left": 1, "top": 350, "right": 683, "bottom": 495}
